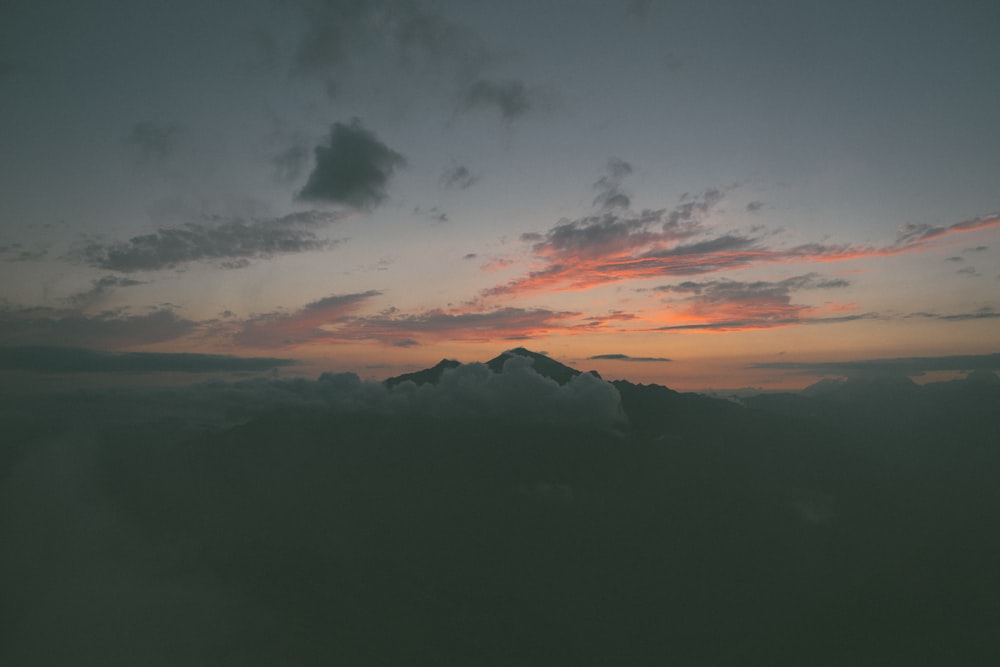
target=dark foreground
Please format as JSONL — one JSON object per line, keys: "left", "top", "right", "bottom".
{"left": 2, "top": 360, "right": 999, "bottom": 665}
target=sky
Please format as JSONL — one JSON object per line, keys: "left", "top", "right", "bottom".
{"left": 1, "top": 0, "right": 999, "bottom": 390}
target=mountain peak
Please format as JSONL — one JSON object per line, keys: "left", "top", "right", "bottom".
{"left": 486, "top": 348, "right": 600, "bottom": 385}
{"left": 384, "top": 358, "right": 461, "bottom": 388}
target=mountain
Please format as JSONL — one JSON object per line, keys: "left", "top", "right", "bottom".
{"left": 383, "top": 358, "right": 461, "bottom": 388}
{"left": 384, "top": 347, "right": 600, "bottom": 388}
{"left": 485, "top": 347, "right": 600, "bottom": 385}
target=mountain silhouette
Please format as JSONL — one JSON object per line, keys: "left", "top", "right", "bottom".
{"left": 383, "top": 358, "right": 461, "bottom": 388}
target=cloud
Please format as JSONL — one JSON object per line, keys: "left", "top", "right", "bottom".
{"left": 126, "top": 121, "right": 181, "bottom": 162}
{"left": 0, "top": 346, "right": 295, "bottom": 374}
{"left": 0, "top": 242, "right": 48, "bottom": 262}
{"left": 746, "top": 201, "right": 764, "bottom": 214}
{"left": 488, "top": 201, "right": 1000, "bottom": 298}
{"left": 78, "top": 210, "right": 346, "bottom": 272}
{"left": 645, "top": 274, "right": 857, "bottom": 332}
{"left": 0, "top": 306, "right": 197, "bottom": 348}
{"left": 318, "top": 354, "right": 626, "bottom": 427}
{"left": 442, "top": 164, "right": 479, "bottom": 190}
{"left": 297, "top": 119, "right": 406, "bottom": 208}
{"left": 234, "top": 290, "right": 382, "bottom": 348}
{"left": 587, "top": 353, "right": 671, "bottom": 362}
{"left": 461, "top": 78, "right": 536, "bottom": 122}
{"left": 895, "top": 213, "right": 1000, "bottom": 245}
{"left": 65, "top": 275, "right": 145, "bottom": 309}
{"left": 628, "top": 0, "right": 655, "bottom": 20}
{"left": 413, "top": 206, "right": 449, "bottom": 223}
{"left": 749, "top": 352, "right": 1000, "bottom": 378}
{"left": 911, "top": 307, "right": 1000, "bottom": 322}
{"left": 289, "top": 0, "right": 483, "bottom": 75}
{"left": 592, "top": 158, "right": 633, "bottom": 210}
{"left": 325, "top": 306, "right": 582, "bottom": 346}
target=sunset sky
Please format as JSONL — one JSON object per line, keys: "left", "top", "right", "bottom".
{"left": 2, "top": 0, "right": 999, "bottom": 390}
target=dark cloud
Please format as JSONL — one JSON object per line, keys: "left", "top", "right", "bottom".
{"left": 461, "top": 78, "right": 535, "bottom": 122}
{"left": 667, "top": 188, "right": 726, "bottom": 229}
{"left": 0, "top": 242, "right": 48, "bottom": 262}
{"left": 79, "top": 210, "right": 346, "bottom": 272}
{"left": 0, "top": 346, "right": 295, "bottom": 374}
{"left": 442, "top": 164, "right": 479, "bottom": 190}
{"left": 946, "top": 256, "right": 965, "bottom": 263}
{"left": 592, "top": 158, "right": 633, "bottom": 210}
{"left": 746, "top": 200, "right": 764, "bottom": 214}
{"left": 964, "top": 245, "right": 989, "bottom": 253}
{"left": 895, "top": 213, "right": 1000, "bottom": 245}
{"left": 463, "top": 253, "right": 478, "bottom": 260}
{"left": 0, "top": 306, "right": 196, "bottom": 348}
{"left": 588, "top": 353, "right": 671, "bottom": 362}
{"left": 65, "top": 275, "right": 145, "bottom": 309}
{"left": 126, "top": 121, "right": 181, "bottom": 162}
{"left": 297, "top": 119, "right": 406, "bottom": 208}
{"left": 654, "top": 274, "right": 850, "bottom": 296}
{"left": 957, "top": 266, "right": 981, "bottom": 277}
{"left": 750, "top": 352, "right": 1000, "bottom": 377}
{"left": 925, "top": 307, "right": 1000, "bottom": 321}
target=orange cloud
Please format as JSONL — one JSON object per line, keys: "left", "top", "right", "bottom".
{"left": 488, "top": 212, "right": 1000, "bottom": 299}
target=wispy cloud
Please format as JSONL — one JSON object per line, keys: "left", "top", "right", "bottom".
{"left": 78, "top": 210, "right": 347, "bottom": 272}
{"left": 587, "top": 353, "right": 671, "bottom": 362}
{"left": 234, "top": 290, "right": 382, "bottom": 348}
{"left": 648, "top": 273, "right": 852, "bottom": 331}
{"left": 750, "top": 352, "right": 1000, "bottom": 377}
{"left": 488, "top": 203, "right": 1000, "bottom": 298}
{"left": 327, "top": 306, "right": 581, "bottom": 346}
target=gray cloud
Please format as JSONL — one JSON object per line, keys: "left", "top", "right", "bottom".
{"left": 587, "top": 353, "right": 671, "bottom": 362}
{"left": 628, "top": 0, "right": 655, "bottom": 20}
{"left": 126, "top": 121, "right": 181, "bottom": 162}
{"left": 592, "top": 158, "right": 633, "bottom": 210}
{"left": 654, "top": 274, "right": 850, "bottom": 296}
{"left": 749, "top": 353, "right": 1000, "bottom": 377}
{"left": 79, "top": 210, "right": 346, "bottom": 272}
{"left": 746, "top": 201, "right": 764, "bottom": 214}
{"left": 0, "top": 242, "right": 48, "bottom": 262}
{"left": 297, "top": 119, "right": 406, "bottom": 208}
{"left": 0, "top": 306, "right": 197, "bottom": 348}
{"left": 461, "top": 78, "right": 534, "bottom": 122}
{"left": 290, "top": 0, "right": 482, "bottom": 75}
{"left": 442, "top": 164, "right": 479, "bottom": 190}
{"left": 65, "top": 275, "right": 145, "bottom": 309}
{"left": 0, "top": 346, "right": 295, "bottom": 374}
